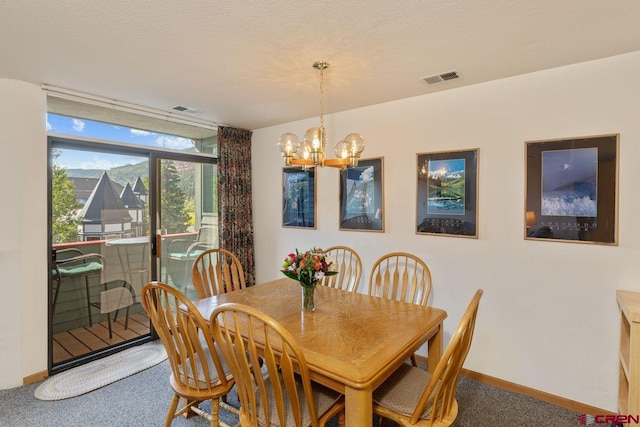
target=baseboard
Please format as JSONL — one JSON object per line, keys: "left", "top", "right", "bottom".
{"left": 460, "top": 368, "right": 616, "bottom": 416}
{"left": 23, "top": 370, "right": 47, "bottom": 386}
{"left": 413, "top": 355, "right": 614, "bottom": 416}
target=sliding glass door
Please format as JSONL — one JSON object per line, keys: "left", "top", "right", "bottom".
{"left": 49, "top": 136, "right": 216, "bottom": 372}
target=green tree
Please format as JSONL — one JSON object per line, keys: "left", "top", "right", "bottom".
{"left": 51, "top": 152, "right": 82, "bottom": 243}
{"left": 161, "top": 161, "right": 189, "bottom": 233}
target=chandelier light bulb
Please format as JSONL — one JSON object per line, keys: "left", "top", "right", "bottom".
{"left": 343, "top": 133, "right": 365, "bottom": 155}
{"left": 277, "top": 133, "right": 300, "bottom": 157}
{"left": 298, "top": 141, "right": 313, "bottom": 160}
{"left": 304, "top": 127, "right": 326, "bottom": 152}
{"left": 334, "top": 140, "right": 350, "bottom": 159}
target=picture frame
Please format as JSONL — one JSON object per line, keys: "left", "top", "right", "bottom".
{"left": 524, "top": 134, "right": 619, "bottom": 245}
{"left": 339, "top": 157, "right": 384, "bottom": 232}
{"left": 282, "top": 167, "right": 316, "bottom": 229}
{"left": 416, "top": 149, "right": 479, "bottom": 238}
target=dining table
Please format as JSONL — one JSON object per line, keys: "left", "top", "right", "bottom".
{"left": 192, "top": 277, "right": 447, "bottom": 426}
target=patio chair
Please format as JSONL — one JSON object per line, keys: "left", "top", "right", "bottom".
{"left": 373, "top": 289, "right": 483, "bottom": 427}
{"left": 91, "top": 279, "right": 135, "bottom": 339}
{"left": 52, "top": 248, "right": 106, "bottom": 326}
{"left": 166, "top": 226, "right": 216, "bottom": 290}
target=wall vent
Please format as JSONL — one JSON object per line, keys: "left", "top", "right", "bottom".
{"left": 170, "top": 105, "right": 201, "bottom": 115}
{"left": 421, "top": 70, "right": 460, "bottom": 85}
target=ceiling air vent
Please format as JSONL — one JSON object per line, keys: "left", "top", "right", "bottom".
{"left": 421, "top": 70, "right": 460, "bottom": 86}
{"left": 170, "top": 105, "right": 201, "bottom": 115}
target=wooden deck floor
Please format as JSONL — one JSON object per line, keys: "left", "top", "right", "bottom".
{"left": 53, "top": 312, "right": 150, "bottom": 365}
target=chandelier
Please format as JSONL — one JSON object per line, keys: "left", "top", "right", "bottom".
{"left": 277, "top": 62, "right": 365, "bottom": 169}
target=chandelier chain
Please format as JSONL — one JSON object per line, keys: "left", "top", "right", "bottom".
{"left": 319, "top": 65, "right": 325, "bottom": 131}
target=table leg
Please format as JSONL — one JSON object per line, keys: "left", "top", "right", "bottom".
{"left": 427, "top": 321, "right": 444, "bottom": 374}
{"left": 345, "top": 384, "right": 372, "bottom": 426}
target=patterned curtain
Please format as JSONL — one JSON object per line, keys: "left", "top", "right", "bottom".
{"left": 217, "top": 126, "right": 255, "bottom": 286}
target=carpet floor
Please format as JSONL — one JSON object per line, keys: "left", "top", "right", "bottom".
{"left": 0, "top": 359, "right": 581, "bottom": 426}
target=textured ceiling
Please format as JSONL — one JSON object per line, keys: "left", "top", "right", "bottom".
{"left": 2, "top": 1, "right": 640, "bottom": 130}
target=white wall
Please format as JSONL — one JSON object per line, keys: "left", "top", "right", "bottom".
{"left": 0, "top": 80, "right": 48, "bottom": 388}
{"left": 252, "top": 50, "right": 640, "bottom": 411}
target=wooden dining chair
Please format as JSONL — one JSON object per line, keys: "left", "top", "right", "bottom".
{"left": 373, "top": 289, "right": 483, "bottom": 427}
{"left": 368, "top": 252, "right": 433, "bottom": 366}
{"left": 191, "top": 248, "right": 246, "bottom": 299}
{"left": 321, "top": 246, "right": 362, "bottom": 292}
{"left": 367, "top": 252, "right": 432, "bottom": 305}
{"left": 210, "top": 302, "right": 346, "bottom": 427}
{"left": 141, "top": 282, "right": 237, "bottom": 427}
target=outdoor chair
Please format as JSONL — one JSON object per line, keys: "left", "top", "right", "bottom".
{"left": 52, "top": 248, "right": 106, "bottom": 326}
{"left": 91, "top": 279, "right": 135, "bottom": 339}
{"left": 166, "top": 226, "right": 216, "bottom": 290}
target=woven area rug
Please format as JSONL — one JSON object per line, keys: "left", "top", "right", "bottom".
{"left": 34, "top": 342, "right": 167, "bottom": 401}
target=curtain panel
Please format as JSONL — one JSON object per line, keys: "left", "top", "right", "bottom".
{"left": 217, "top": 126, "right": 256, "bottom": 286}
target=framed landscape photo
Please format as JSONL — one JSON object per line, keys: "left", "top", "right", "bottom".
{"left": 524, "top": 134, "right": 619, "bottom": 245}
{"left": 282, "top": 167, "right": 316, "bottom": 229}
{"left": 339, "top": 157, "right": 384, "bottom": 232}
{"left": 416, "top": 149, "right": 479, "bottom": 238}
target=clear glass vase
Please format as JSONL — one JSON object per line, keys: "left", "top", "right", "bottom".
{"left": 302, "top": 285, "right": 316, "bottom": 311}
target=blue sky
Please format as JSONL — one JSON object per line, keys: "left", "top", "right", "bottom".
{"left": 47, "top": 113, "right": 194, "bottom": 169}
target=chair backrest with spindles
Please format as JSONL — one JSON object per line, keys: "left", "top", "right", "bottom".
{"left": 412, "top": 289, "right": 482, "bottom": 425}
{"left": 192, "top": 248, "right": 246, "bottom": 299}
{"left": 321, "top": 246, "right": 362, "bottom": 292}
{"left": 367, "top": 252, "right": 432, "bottom": 306}
{"left": 210, "top": 303, "right": 343, "bottom": 426}
{"left": 141, "top": 282, "right": 234, "bottom": 399}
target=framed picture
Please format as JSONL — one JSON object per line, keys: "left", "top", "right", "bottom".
{"left": 524, "top": 134, "right": 619, "bottom": 245}
{"left": 339, "top": 157, "right": 384, "bottom": 232}
{"left": 416, "top": 149, "right": 479, "bottom": 238}
{"left": 282, "top": 167, "right": 316, "bottom": 229}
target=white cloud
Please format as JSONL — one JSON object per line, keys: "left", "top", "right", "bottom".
{"left": 46, "top": 121, "right": 52, "bottom": 131}
{"left": 131, "top": 129, "right": 152, "bottom": 136}
{"left": 72, "top": 118, "right": 85, "bottom": 132}
{"left": 80, "top": 157, "right": 130, "bottom": 170}
{"left": 155, "top": 135, "right": 193, "bottom": 150}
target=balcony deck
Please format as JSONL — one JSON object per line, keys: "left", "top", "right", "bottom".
{"left": 53, "top": 312, "right": 150, "bottom": 365}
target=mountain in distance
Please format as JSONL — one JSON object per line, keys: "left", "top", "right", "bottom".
{"left": 65, "top": 161, "right": 149, "bottom": 187}
{"left": 65, "top": 160, "right": 196, "bottom": 194}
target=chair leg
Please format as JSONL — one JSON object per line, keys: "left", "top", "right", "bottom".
{"left": 85, "top": 277, "right": 93, "bottom": 327}
{"left": 210, "top": 398, "right": 220, "bottom": 427}
{"left": 124, "top": 305, "right": 130, "bottom": 330}
{"left": 51, "top": 278, "right": 62, "bottom": 317}
{"left": 410, "top": 353, "right": 418, "bottom": 367}
{"left": 107, "top": 312, "right": 113, "bottom": 339}
{"left": 165, "top": 394, "right": 180, "bottom": 427}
